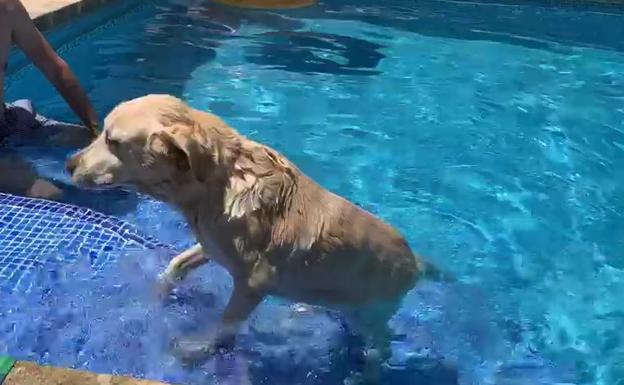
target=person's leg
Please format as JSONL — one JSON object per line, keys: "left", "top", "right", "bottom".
{"left": 0, "top": 154, "right": 62, "bottom": 200}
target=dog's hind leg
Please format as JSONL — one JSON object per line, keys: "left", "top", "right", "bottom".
{"left": 222, "top": 279, "right": 266, "bottom": 326}
{"left": 173, "top": 279, "right": 266, "bottom": 364}
{"left": 343, "top": 302, "right": 399, "bottom": 385}
{"left": 157, "top": 243, "right": 207, "bottom": 295}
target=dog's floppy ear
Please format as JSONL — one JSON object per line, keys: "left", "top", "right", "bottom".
{"left": 225, "top": 147, "right": 297, "bottom": 218}
{"left": 147, "top": 125, "right": 213, "bottom": 182}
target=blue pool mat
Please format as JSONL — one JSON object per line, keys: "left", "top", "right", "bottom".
{"left": 0, "top": 193, "right": 171, "bottom": 292}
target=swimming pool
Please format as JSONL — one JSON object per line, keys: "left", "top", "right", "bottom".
{"left": 3, "top": 0, "right": 624, "bottom": 384}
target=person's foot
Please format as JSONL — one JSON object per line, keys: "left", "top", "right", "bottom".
{"left": 27, "top": 178, "right": 63, "bottom": 200}
{"left": 0, "top": 156, "right": 62, "bottom": 200}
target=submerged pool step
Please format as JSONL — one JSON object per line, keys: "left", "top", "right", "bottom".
{"left": 1, "top": 361, "right": 171, "bottom": 385}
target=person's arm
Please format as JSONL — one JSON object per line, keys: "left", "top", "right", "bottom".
{"left": 8, "top": 0, "right": 98, "bottom": 135}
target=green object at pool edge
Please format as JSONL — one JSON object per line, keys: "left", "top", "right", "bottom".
{"left": 0, "top": 356, "right": 15, "bottom": 384}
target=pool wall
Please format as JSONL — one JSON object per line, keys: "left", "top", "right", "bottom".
{"left": 23, "top": 0, "right": 121, "bottom": 30}
{"left": 8, "top": 0, "right": 142, "bottom": 76}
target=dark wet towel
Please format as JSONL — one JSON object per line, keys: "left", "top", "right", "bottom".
{"left": 0, "top": 99, "right": 86, "bottom": 145}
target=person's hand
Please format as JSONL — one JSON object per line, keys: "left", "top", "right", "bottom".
{"left": 86, "top": 120, "right": 99, "bottom": 137}
{"left": 84, "top": 112, "right": 100, "bottom": 137}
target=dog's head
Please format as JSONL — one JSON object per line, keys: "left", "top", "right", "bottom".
{"left": 67, "top": 94, "right": 240, "bottom": 200}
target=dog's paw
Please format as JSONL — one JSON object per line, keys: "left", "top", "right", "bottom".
{"left": 155, "top": 273, "right": 176, "bottom": 299}
{"left": 27, "top": 179, "right": 63, "bottom": 201}
{"left": 170, "top": 330, "right": 236, "bottom": 366}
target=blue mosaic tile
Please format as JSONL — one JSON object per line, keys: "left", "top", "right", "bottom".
{"left": 0, "top": 193, "right": 173, "bottom": 292}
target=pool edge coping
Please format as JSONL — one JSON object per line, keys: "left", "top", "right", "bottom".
{"left": 22, "top": 0, "right": 624, "bottom": 33}
{"left": 22, "top": 0, "right": 122, "bottom": 32}
{"left": 1, "top": 360, "right": 173, "bottom": 385}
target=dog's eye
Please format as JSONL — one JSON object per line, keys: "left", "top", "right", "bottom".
{"left": 105, "top": 133, "right": 120, "bottom": 148}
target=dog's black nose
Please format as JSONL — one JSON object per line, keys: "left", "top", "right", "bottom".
{"left": 66, "top": 155, "right": 79, "bottom": 175}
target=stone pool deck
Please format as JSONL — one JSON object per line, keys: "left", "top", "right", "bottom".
{"left": 22, "top": 0, "right": 119, "bottom": 31}
{"left": 3, "top": 361, "right": 170, "bottom": 385}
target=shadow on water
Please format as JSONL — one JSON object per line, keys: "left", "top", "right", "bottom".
{"left": 94, "top": 2, "right": 225, "bottom": 108}
{"left": 245, "top": 31, "right": 386, "bottom": 75}
{"left": 181, "top": 1, "right": 387, "bottom": 76}
{"left": 289, "top": 0, "right": 624, "bottom": 53}
{"left": 153, "top": 0, "right": 624, "bottom": 81}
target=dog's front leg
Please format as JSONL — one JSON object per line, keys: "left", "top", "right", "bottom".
{"left": 202, "top": 272, "right": 268, "bottom": 353}
{"left": 222, "top": 279, "right": 265, "bottom": 328}
{"left": 157, "top": 243, "right": 207, "bottom": 295}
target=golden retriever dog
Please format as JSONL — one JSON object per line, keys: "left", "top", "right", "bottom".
{"left": 67, "top": 94, "right": 439, "bottom": 383}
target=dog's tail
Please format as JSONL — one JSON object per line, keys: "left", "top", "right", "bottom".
{"left": 421, "top": 259, "right": 456, "bottom": 283}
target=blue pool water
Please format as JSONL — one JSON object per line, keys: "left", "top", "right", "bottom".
{"left": 2, "top": 0, "right": 624, "bottom": 384}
